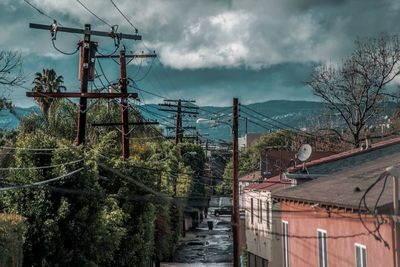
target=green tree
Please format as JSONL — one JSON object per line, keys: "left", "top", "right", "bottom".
{"left": 32, "top": 69, "right": 65, "bottom": 118}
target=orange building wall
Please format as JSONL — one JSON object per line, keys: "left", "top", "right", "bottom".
{"left": 280, "top": 200, "right": 395, "bottom": 267}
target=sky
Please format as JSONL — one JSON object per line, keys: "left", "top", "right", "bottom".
{"left": 1, "top": 0, "right": 400, "bottom": 107}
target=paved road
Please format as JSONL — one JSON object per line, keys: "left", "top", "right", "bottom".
{"left": 162, "top": 215, "right": 233, "bottom": 267}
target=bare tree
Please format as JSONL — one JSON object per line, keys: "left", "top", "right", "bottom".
{"left": 0, "top": 51, "right": 24, "bottom": 114}
{"left": 0, "top": 51, "right": 24, "bottom": 87}
{"left": 309, "top": 34, "right": 400, "bottom": 147}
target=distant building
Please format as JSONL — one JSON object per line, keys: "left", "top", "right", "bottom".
{"left": 238, "top": 133, "right": 262, "bottom": 150}
{"left": 239, "top": 170, "right": 262, "bottom": 210}
{"left": 244, "top": 176, "right": 291, "bottom": 267}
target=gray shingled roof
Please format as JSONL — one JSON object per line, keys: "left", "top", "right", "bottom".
{"left": 274, "top": 149, "right": 400, "bottom": 211}
{"left": 306, "top": 143, "right": 400, "bottom": 175}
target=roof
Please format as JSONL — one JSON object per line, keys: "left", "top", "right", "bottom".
{"left": 244, "top": 175, "right": 292, "bottom": 192}
{"left": 289, "top": 136, "right": 400, "bottom": 174}
{"left": 239, "top": 170, "right": 261, "bottom": 182}
{"left": 274, "top": 151, "right": 400, "bottom": 211}
{"left": 266, "top": 150, "right": 335, "bottom": 177}
{"left": 243, "top": 137, "right": 400, "bottom": 195}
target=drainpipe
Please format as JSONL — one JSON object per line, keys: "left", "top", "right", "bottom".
{"left": 386, "top": 166, "right": 400, "bottom": 267}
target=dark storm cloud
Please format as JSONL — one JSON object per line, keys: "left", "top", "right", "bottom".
{"left": 134, "top": 62, "right": 316, "bottom": 106}
{"left": 1, "top": 0, "right": 400, "bottom": 106}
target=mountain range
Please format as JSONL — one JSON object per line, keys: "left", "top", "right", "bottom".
{"left": 1, "top": 100, "right": 397, "bottom": 141}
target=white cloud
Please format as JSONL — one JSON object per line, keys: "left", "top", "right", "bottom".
{"left": 3, "top": 0, "right": 400, "bottom": 70}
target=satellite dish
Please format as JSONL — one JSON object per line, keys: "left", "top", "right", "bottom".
{"left": 296, "top": 144, "right": 312, "bottom": 162}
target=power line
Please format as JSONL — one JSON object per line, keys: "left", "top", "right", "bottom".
{"left": 0, "top": 167, "right": 84, "bottom": 192}
{"left": 0, "top": 146, "right": 73, "bottom": 151}
{"left": 0, "top": 159, "right": 83, "bottom": 171}
{"left": 75, "top": 0, "right": 113, "bottom": 28}
{"left": 51, "top": 39, "right": 80, "bottom": 56}
{"left": 23, "top": 0, "right": 56, "bottom": 21}
{"left": 109, "top": 0, "right": 138, "bottom": 32}
{"left": 133, "top": 58, "right": 156, "bottom": 82}
{"left": 240, "top": 105, "right": 313, "bottom": 136}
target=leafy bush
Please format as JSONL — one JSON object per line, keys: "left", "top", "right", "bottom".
{"left": 0, "top": 213, "right": 25, "bottom": 267}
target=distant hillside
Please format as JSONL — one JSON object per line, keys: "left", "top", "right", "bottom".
{"left": 4, "top": 100, "right": 398, "bottom": 141}
{"left": 0, "top": 106, "right": 38, "bottom": 131}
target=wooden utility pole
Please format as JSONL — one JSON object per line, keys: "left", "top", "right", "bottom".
{"left": 232, "top": 97, "right": 240, "bottom": 267}
{"left": 120, "top": 49, "right": 129, "bottom": 159}
{"left": 94, "top": 49, "right": 157, "bottom": 160}
{"left": 158, "top": 99, "right": 199, "bottom": 144}
{"left": 176, "top": 100, "right": 182, "bottom": 144}
{"left": 27, "top": 22, "right": 141, "bottom": 145}
{"left": 77, "top": 24, "right": 92, "bottom": 145}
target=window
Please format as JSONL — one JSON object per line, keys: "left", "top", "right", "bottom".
{"left": 355, "top": 243, "right": 367, "bottom": 267}
{"left": 266, "top": 200, "right": 270, "bottom": 229}
{"left": 317, "top": 229, "right": 328, "bottom": 267}
{"left": 258, "top": 199, "right": 263, "bottom": 223}
{"left": 282, "top": 220, "right": 289, "bottom": 267}
{"left": 251, "top": 198, "right": 254, "bottom": 224}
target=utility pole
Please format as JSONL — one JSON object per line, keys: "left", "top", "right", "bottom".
{"left": 120, "top": 49, "right": 129, "bottom": 159}
{"left": 158, "top": 99, "right": 199, "bottom": 144}
{"left": 27, "top": 22, "right": 141, "bottom": 145}
{"left": 245, "top": 116, "right": 248, "bottom": 135}
{"left": 232, "top": 97, "right": 240, "bottom": 267}
{"left": 176, "top": 100, "right": 182, "bottom": 144}
{"left": 94, "top": 49, "right": 157, "bottom": 160}
{"left": 77, "top": 24, "right": 92, "bottom": 145}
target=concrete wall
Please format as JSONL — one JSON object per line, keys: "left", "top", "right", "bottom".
{"left": 244, "top": 190, "right": 273, "bottom": 264}
{"left": 279, "top": 200, "right": 395, "bottom": 267}
{"left": 239, "top": 181, "right": 251, "bottom": 209}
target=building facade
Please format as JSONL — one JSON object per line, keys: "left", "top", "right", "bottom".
{"left": 244, "top": 136, "right": 400, "bottom": 267}
{"left": 276, "top": 200, "right": 395, "bottom": 267}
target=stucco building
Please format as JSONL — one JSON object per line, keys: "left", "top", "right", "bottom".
{"left": 244, "top": 136, "right": 400, "bottom": 267}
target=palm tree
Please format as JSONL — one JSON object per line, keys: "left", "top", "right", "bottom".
{"left": 32, "top": 69, "right": 65, "bottom": 118}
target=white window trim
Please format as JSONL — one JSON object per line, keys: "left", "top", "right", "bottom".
{"left": 282, "top": 220, "right": 289, "bottom": 267}
{"left": 317, "top": 229, "right": 328, "bottom": 267}
{"left": 355, "top": 243, "right": 367, "bottom": 267}
{"left": 251, "top": 198, "right": 254, "bottom": 225}
{"left": 266, "top": 199, "right": 271, "bottom": 230}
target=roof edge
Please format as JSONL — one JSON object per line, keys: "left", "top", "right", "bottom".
{"left": 289, "top": 137, "right": 400, "bottom": 173}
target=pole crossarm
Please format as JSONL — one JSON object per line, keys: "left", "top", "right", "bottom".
{"left": 158, "top": 103, "right": 199, "bottom": 109}
{"left": 166, "top": 126, "right": 196, "bottom": 130}
{"left": 96, "top": 54, "right": 156, "bottom": 59}
{"left": 158, "top": 108, "right": 199, "bottom": 115}
{"left": 164, "top": 99, "right": 195, "bottom": 103}
{"left": 92, "top": 121, "right": 159, "bottom": 127}
{"left": 29, "top": 23, "right": 142, "bottom": 40}
{"left": 165, "top": 136, "right": 197, "bottom": 140}
{"left": 26, "top": 92, "right": 138, "bottom": 99}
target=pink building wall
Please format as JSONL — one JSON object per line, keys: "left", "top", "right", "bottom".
{"left": 280, "top": 200, "right": 395, "bottom": 267}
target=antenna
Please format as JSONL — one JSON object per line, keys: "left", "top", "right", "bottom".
{"left": 296, "top": 144, "right": 312, "bottom": 162}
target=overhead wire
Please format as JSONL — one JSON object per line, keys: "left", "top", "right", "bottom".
{"left": 23, "top": 0, "right": 56, "bottom": 21}
{"left": 0, "top": 158, "right": 83, "bottom": 171}
{"left": 0, "top": 167, "right": 84, "bottom": 192}
{"left": 51, "top": 39, "right": 80, "bottom": 56}
{"left": 75, "top": 0, "right": 113, "bottom": 28}
{"left": 109, "top": 0, "right": 138, "bottom": 32}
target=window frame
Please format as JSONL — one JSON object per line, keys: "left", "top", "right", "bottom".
{"left": 317, "top": 229, "right": 328, "bottom": 267}
{"left": 282, "top": 220, "right": 289, "bottom": 267}
{"left": 355, "top": 243, "right": 367, "bottom": 267}
{"left": 251, "top": 198, "right": 254, "bottom": 224}
{"left": 266, "top": 199, "right": 270, "bottom": 230}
